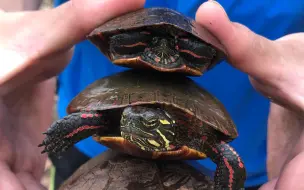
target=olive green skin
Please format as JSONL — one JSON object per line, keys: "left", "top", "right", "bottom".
{"left": 87, "top": 7, "right": 227, "bottom": 76}
{"left": 59, "top": 150, "right": 215, "bottom": 190}
{"left": 68, "top": 70, "right": 237, "bottom": 140}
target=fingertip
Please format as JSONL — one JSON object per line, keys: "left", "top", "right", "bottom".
{"left": 195, "top": 0, "right": 227, "bottom": 21}
{"left": 59, "top": 0, "right": 146, "bottom": 35}
{"left": 195, "top": 1, "right": 231, "bottom": 35}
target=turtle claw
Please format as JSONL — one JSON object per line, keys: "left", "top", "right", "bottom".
{"left": 38, "top": 143, "right": 44, "bottom": 147}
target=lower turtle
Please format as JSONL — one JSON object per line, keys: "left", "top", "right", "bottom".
{"left": 39, "top": 70, "right": 246, "bottom": 190}
{"left": 59, "top": 149, "right": 215, "bottom": 190}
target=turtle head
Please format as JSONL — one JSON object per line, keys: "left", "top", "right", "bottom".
{"left": 120, "top": 106, "right": 176, "bottom": 152}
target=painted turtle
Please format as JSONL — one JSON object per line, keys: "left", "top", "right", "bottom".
{"left": 40, "top": 70, "right": 246, "bottom": 190}
{"left": 87, "top": 7, "right": 226, "bottom": 76}
{"left": 59, "top": 149, "right": 215, "bottom": 190}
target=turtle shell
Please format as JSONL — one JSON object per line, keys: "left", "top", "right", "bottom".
{"left": 59, "top": 150, "right": 214, "bottom": 190}
{"left": 67, "top": 70, "right": 237, "bottom": 139}
{"left": 87, "top": 7, "right": 226, "bottom": 76}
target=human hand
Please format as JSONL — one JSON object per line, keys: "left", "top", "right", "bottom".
{"left": 0, "top": 0, "right": 144, "bottom": 189}
{"left": 0, "top": 0, "right": 145, "bottom": 96}
{"left": 195, "top": 1, "right": 304, "bottom": 190}
{"left": 196, "top": 1, "right": 304, "bottom": 116}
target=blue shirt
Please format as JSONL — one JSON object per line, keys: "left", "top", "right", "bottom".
{"left": 54, "top": 0, "right": 304, "bottom": 187}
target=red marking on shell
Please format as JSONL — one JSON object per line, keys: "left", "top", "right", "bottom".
{"left": 223, "top": 157, "right": 234, "bottom": 190}
{"left": 94, "top": 113, "right": 102, "bottom": 117}
{"left": 169, "top": 144, "right": 176, "bottom": 149}
{"left": 179, "top": 49, "right": 211, "bottom": 59}
{"left": 185, "top": 113, "right": 193, "bottom": 119}
{"left": 201, "top": 136, "right": 208, "bottom": 141}
{"left": 98, "top": 33, "right": 105, "bottom": 40}
{"left": 238, "top": 157, "right": 244, "bottom": 168}
{"left": 82, "top": 113, "right": 102, "bottom": 118}
{"left": 223, "top": 129, "right": 229, "bottom": 135}
{"left": 65, "top": 125, "right": 101, "bottom": 138}
{"left": 122, "top": 42, "right": 147, "bottom": 47}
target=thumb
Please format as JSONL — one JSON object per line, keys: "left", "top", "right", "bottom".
{"left": 4, "top": 0, "right": 146, "bottom": 58}
{"left": 195, "top": 1, "right": 279, "bottom": 80}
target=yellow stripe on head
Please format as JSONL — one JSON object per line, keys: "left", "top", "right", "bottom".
{"left": 148, "top": 139, "right": 161, "bottom": 147}
{"left": 156, "top": 129, "right": 170, "bottom": 148}
{"left": 160, "top": 119, "right": 170, "bottom": 125}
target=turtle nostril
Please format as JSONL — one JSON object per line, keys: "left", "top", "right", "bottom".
{"left": 160, "top": 39, "right": 169, "bottom": 47}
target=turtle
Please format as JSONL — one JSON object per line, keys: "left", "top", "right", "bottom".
{"left": 59, "top": 149, "right": 215, "bottom": 190}
{"left": 39, "top": 70, "right": 246, "bottom": 190}
{"left": 87, "top": 7, "right": 226, "bottom": 76}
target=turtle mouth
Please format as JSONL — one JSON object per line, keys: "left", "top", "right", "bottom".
{"left": 140, "top": 37, "right": 182, "bottom": 69}
{"left": 96, "top": 127, "right": 175, "bottom": 152}
{"left": 120, "top": 125, "right": 155, "bottom": 139}
{"left": 120, "top": 127, "right": 174, "bottom": 152}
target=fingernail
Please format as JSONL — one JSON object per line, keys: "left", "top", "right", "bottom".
{"left": 207, "top": 0, "right": 227, "bottom": 16}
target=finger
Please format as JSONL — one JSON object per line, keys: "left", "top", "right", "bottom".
{"left": 17, "top": 172, "right": 47, "bottom": 190}
{"left": 274, "top": 151, "right": 304, "bottom": 190}
{"left": 19, "top": 0, "right": 146, "bottom": 57}
{"left": 195, "top": 1, "right": 279, "bottom": 79}
{"left": 0, "top": 47, "right": 73, "bottom": 96}
{"left": 0, "top": 164, "right": 24, "bottom": 190}
{"left": 259, "top": 178, "right": 278, "bottom": 190}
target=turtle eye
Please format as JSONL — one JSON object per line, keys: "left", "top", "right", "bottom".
{"left": 143, "top": 118, "right": 160, "bottom": 128}
{"left": 110, "top": 31, "right": 151, "bottom": 55}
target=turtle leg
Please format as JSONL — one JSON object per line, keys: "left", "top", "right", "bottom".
{"left": 39, "top": 111, "right": 108, "bottom": 157}
{"left": 204, "top": 141, "right": 246, "bottom": 190}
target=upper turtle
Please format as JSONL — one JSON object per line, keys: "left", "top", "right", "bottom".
{"left": 87, "top": 7, "right": 226, "bottom": 76}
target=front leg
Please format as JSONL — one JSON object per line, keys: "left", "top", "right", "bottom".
{"left": 204, "top": 140, "right": 246, "bottom": 190}
{"left": 38, "top": 111, "right": 108, "bottom": 157}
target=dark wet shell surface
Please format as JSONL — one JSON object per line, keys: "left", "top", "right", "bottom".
{"left": 59, "top": 150, "right": 214, "bottom": 190}
{"left": 67, "top": 70, "right": 237, "bottom": 138}
{"left": 88, "top": 7, "right": 226, "bottom": 66}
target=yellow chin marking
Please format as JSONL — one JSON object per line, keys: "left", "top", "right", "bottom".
{"left": 147, "top": 139, "right": 160, "bottom": 147}
{"left": 160, "top": 119, "right": 170, "bottom": 125}
{"left": 156, "top": 129, "right": 170, "bottom": 149}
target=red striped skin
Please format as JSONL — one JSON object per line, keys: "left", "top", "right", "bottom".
{"left": 201, "top": 137, "right": 246, "bottom": 190}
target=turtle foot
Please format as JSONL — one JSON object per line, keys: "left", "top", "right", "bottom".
{"left": 39, "top": 111, "right": 107, "bottom": 157}
{"left": 205, "top": 141, "right": 246, "bottom": 190}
